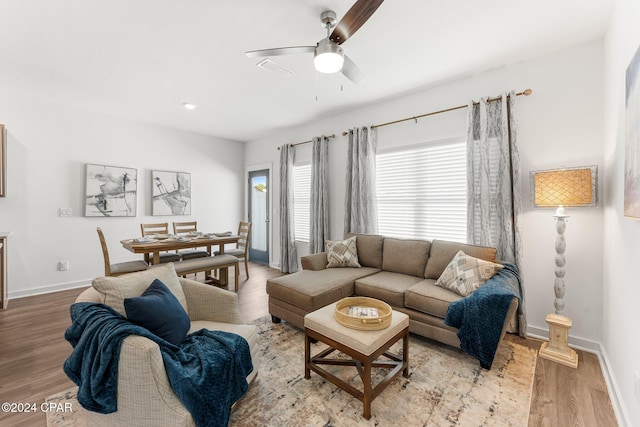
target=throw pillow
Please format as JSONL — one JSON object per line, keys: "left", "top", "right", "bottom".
{"left": 124, "top": 279, "right": 190, "bottom": 346}
{"left": 92, "top": 263, "right": 187, "bottom": 317}
{"left": 435, "top": 250, "right": 503, "bottom": 297}
{"left": 326, "top": 236, "right": 361, "bottom": 268}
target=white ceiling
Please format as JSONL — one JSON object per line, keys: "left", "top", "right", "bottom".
{"left": 0, "top": 0, "right": 613, "bottom": 142}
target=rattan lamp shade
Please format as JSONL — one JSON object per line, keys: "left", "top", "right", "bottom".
{"left": 531, "top": 166, "right": 597, "bottom": 208}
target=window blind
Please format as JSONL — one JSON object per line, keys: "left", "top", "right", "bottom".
{"left": 292, "top": 163, "right": 311, "bottom": 242}
{"left": 376, "top": 138, "right": 467, "bottom": 242}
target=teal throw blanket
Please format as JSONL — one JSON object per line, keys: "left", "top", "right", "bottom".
{"left": 444, "top": 263, "right": 522, "bottom": 369}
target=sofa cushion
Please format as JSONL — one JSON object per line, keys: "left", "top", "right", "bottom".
{"left": 435, "top": 250, "right": 504, "bottom": 296}
{"left": 354, "top": 271, "right": 424, "bottom": 307}
{"left": 266, "top": 268, "right": 379, "bottom": 312}
{"left": 326, "top": 236, "right": 361, "bottom": 268}
{"left": 405, "top": 279, "right": 463, "bottom": 318}
{"left": 92, "top": 263, "right": 187, "bottom": 317}
{"left": 424, "top": 240, "right": 497, "bottom": 279}
{"left": 346, "top": 233, "right": 384, "bottom": 268}
{"left": 381, "top": 238, "right": 431, "bottom": 277}
{"left": 124, "top": 279, "right": 190, "bottom": 345}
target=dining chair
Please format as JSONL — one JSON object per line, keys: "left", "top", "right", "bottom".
{"left": 215, "top": 221, "right": 251, "bottom": 279}
{"left": 140, "top": 222, "right": 181, "bottom": 264}
{"left": 172, "top": 221, "right": 210, "bottom": 260}
{"left": 96, "top": 227, "right": 149, "bottom": 277}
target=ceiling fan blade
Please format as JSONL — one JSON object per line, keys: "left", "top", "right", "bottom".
{"left": 341, "top": 55, "right": 365, "bottom": 84}
{"left": 245, "top": 46, "right": 315, "bottom": 58}
{"left": 330, "top": 0, "right": 384, "bottom": 45}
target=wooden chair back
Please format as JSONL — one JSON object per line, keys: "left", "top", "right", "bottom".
{"left": 96, "top": 227, "right": 112, "bottom": 276}
{"left": 140, "top": 222, "right": 170, "bottom": 236}
{"left": 237, "top": 221, "right": 251, "bottom": 257}
{"left": 173, "top": 221, "right": 198, "bottom": 234}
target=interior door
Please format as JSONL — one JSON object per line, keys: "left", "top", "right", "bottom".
{"left": 248, "top": 169, "right": 269, "bottom": 265}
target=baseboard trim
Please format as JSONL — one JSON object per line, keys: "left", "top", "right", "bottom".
{"left": 598, "top": 346, "right": 632, "bottom": 427}
{"left": 526, "top": 325, "right": 600, "bottom": 352}
{"left": 526, "top": 325, "right": 630, "bottom": 427}
{"left": 8, "top": 279, "right": 90, "bottom": 300}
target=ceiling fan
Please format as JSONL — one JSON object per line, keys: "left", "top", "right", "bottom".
{"left": 245, "top": 0, "right": 384, "bottom": 84}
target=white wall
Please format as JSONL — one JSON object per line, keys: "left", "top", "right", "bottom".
{"left": 0, "top": 95, "right": 245, "bottom": 298}
{"left": 603, "top": 0, "right": 640, "bottom": 425}
{"left": 245, "top": 41, "right": 605, "bottom": 347}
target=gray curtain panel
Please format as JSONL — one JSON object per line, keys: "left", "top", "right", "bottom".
{"left": 466, "top": 91, "right": 526, "bottom": 337}
{"left": 344, "top": 127, "right": 379, "bottom": 235}
{"left": 310, "top": 136, "right": 329, "bottom": 254}
{"left": 279, "top": 144, "right": 298, "bottom": 273}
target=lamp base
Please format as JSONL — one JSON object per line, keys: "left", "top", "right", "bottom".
{"left": 539, "top": 313, "right": 578, "bottom": 368}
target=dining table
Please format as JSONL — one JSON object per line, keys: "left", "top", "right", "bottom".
{"left": 121, "top": 233, "right": 240, "bottom": 284}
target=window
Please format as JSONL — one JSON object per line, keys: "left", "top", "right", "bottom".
{"left": 376, "top": 138, "right": 467, "bottom": 242}
{"left": 292, "top": 163, "right": 311, "bottom": 242}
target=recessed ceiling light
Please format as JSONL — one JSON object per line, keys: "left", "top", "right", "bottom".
{"left": 182, "top": 102, "right": 197, "bottom": 110}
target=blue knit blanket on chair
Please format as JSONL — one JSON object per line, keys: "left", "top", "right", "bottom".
{"left": 63, "top": 302, "right": 253, "bottom": 427}
{"left": 444, "top": 263, "right": 522, "bottom": 369}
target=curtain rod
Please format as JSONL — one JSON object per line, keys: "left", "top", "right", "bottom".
{"left": 340, "top": 88, "right": 533, "bottom": 136}
{"left": 275, "top": 88, "right": 532, "bottom": 149}
{"left": 277, "top": 134, "right": 336, "bottom": 150}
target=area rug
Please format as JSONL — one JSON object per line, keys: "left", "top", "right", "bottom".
{"left": 47, "top": 316, "right": 536, "bottom": 427}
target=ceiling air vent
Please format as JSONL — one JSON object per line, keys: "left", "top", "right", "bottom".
{"left": 256, "top": 58, "right": 295, "bottom": 77}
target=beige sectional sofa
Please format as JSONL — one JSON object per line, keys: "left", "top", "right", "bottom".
{"left": 266, "top": 234, "right": 521, "bottom": 368}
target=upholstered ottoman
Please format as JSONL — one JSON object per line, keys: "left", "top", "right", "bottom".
{"left": 304, "top": 302, "right": 410, "bottom": 419}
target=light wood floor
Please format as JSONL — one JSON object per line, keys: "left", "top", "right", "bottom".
{"left": 0, "top": 263, "right": 618, "bottom": 426}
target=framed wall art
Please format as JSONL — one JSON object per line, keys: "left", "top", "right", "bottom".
{"left": 151, "top": 170, "right": 191, "bottom": 216}
{"left": 0, "top": 124, "right": 5, "bottom": 197}
{"left": 85, "top": 163, "right": 137, "bottom": 217}
{"left": 625, "top": 44, "right": 640, "bottom": 219}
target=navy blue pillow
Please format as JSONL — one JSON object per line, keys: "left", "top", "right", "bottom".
{"left": 124, "top": 279, "right": 190, "bottom": 346}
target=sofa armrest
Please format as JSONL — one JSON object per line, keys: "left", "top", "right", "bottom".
{"left": 499, "top": 298, "right": 519, "bottom": 342}
{"left": 180, "top": 278, "right": 245, "bottom": 324}
{"left": 301, "top": 252, "right": 328, "bottom": 270}
{"left": 75, "top": 287, "right": 105, "bottom": 304}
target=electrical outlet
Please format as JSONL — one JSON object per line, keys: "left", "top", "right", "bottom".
{"left": 58, "top": 260, "right": 69, "bottom": 271}
{"left": 58, "top": 208, "right": 73, "bottom": 217}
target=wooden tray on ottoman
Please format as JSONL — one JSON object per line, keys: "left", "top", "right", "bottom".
{"left": 335, "top": 297, "right": 392, "bottom": 330}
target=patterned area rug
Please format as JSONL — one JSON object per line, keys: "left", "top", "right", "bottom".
{"left": 47, "top": 316, "right": 536, "bottom": 427}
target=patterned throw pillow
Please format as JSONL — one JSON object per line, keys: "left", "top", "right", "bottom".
{"left": 435, "top": 250, "right": 503, "bottom": 297}
{"left": 326, "top": 236, "right": 361, "bottom": 268}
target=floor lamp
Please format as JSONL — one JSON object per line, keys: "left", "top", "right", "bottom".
{"left": 530, "top": 166, "right": 597, "bottom": 369}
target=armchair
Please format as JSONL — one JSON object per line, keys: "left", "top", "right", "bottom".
{"left": 74, "top": 265, "right": 259, "bottom": 426}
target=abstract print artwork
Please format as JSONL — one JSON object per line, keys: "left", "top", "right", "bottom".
{"left": 85, "top": 164, "right": 137, "bottom": 217}
{"left": 152, "top": 170, "right": 191, "bottom": 216}
{"left": 625, "top": 44, "right": 640, "bottom": 219}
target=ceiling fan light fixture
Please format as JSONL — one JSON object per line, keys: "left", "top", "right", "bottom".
{"left": 314, "top": 39, "right": 344, "bottom": 73}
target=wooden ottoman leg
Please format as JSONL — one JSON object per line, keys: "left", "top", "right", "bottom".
{"left": 403, "top": 332, "right": 410, "bottom": 377}
{"left": 363, "top": 359, "right": 372, "bottom": 420}
{"left": 304, "top": 330, "right": 311, "bottom": 379}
